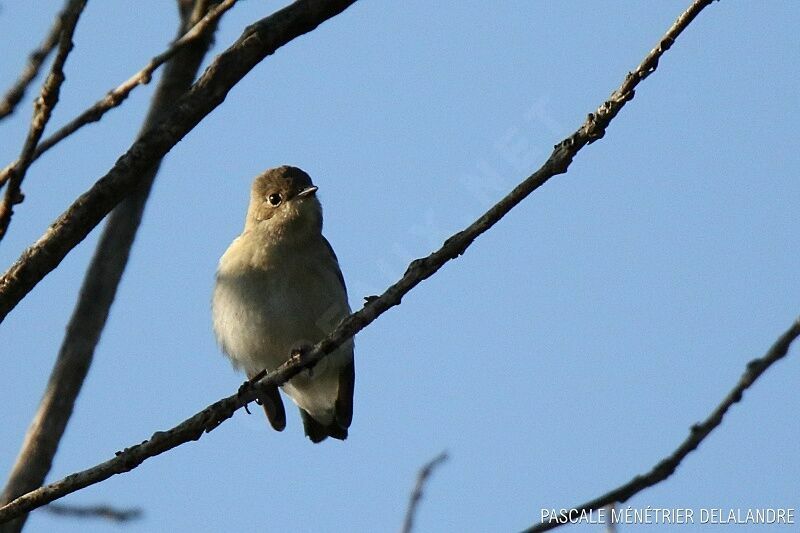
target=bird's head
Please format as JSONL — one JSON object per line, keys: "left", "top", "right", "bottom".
{"left": 245, "top": 165, "right": 323, "bottom": 239}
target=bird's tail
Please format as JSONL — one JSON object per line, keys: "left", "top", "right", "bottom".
{"left": 300, "top": 409, "right": 348, "bottom": 443}
{"left": 299, "top": 360, "right": 354, "bottom": 443}
{"left": 251, "top": 381, "right": 286, "bottom": 432}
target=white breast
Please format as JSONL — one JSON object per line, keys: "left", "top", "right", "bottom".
{"left": 211, "top": 232, "right": 353, "bottom": 420}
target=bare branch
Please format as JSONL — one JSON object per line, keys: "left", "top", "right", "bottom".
{"left": 8, "top": 0, "right": 238, "bottom": 176}
{"left": 0, "top": 0, "right": 238, "bottom": 190}
{"left": 401, "top": 452, "right": 448, "bottom": 533}
{"left": 0, "top": 3, "right": 63, "bottom": 121}
{"left": 0, "top": 0, "right": 715, "bottom": 520}
{"left": 0, "top": 0, "right": 359, "bottom": 325}
{"left": 0, "top": 2, "right": 226, "bottom": 532}
{"left": 44, "top": 503, "right": 142, "bottom": 523}
{"left": 0, "top": 0, "right": 88, "bottom": 240}
{"left": 524, "top": 317, "right": 800, "bottom": 533}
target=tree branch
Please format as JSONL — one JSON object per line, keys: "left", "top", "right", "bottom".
{"left": 44, "top": 503, "right": 142, "bottom": 523}
{"left": 0, "top": 2, "right": 226, "bottom": 532}
{"left": 0, "top": 3, "right": 64, "bottom": 121}
{"left": 0, "top": 0, "right": 239, "bottom": 188}
{"left": 524, "top": 317, "right": 800, "bottom": 533}
{"left": 0, "top": 0, "right": 358, "bottom": 325}
{"left": 0, "top": 0, "right": 716, "bottom": 521}
{"left": 0, "top": 0, "right": 88, "bottom": 241}
{"left": 401, "top": 452, "right": 448, "bottom": 533}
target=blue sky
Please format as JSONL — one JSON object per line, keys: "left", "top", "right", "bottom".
{"left": 1, "top": 1, "right": 798, "bottom": 532}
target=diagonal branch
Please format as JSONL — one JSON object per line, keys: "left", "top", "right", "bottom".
{"left": 524, "top": 317, "right": 800, "bottom": 533}
{"left": 0, "top": 0, "right": 239, "bottom": 190}
{"left": 0, "top": 2, "right": 227, "bottom": 532}
{"left": 0, "top": 0, "right": 359, "bottom": 325}
{"left": 0, "top": 0, "right": 88, "bottom": 241}
{"left": 0, "top": 3, "right": 64, "bottom": 121}
{"left": 0, "top": 0, "right": 717, "bottom": 521}
{"left": 401, "top": 452, "right": 449, "bottom": 533}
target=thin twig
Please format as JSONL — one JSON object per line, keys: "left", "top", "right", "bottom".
{"left": 401, "top": 452, "right": 448, "bottom": 533}
{"left": 0, "top": 0, "right": 359, "bottom": 324}
{"left": 0, "top": 0, "right": 239, "bottom": 191}
{"left": 0, "top": 2, "right": 226, "bottom": 532}
{"left": 44, "top": 503, "right": 142, "bottom": 523}
{"left": 0, "top": 4, "right": 63, "bottom": 121}
{"left": 0, "top": 0, "right": 88, "bottom": 241}
{"left": 524, "top": 317, "right": 800, "bottom": 533}
{"left": 0, "top": 0, "right": 715, "bottom": 520}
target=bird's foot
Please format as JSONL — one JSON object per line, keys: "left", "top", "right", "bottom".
{"left": 238, "top": 369, "right": 268, "bottom": 414}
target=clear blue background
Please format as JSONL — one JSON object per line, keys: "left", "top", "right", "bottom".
{"left": 1, "top": 1, "right": 798, "bottom": 532}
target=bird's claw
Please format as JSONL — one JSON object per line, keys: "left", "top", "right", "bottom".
{"left": 238, "top": 371, "right": 266, "bottom": 414}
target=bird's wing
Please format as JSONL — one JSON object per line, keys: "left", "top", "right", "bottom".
{"left": 335, "top": 359, "right": 355, "bottom": 429}
{"left": 321, "top": 236, "right": 347, "bottom": 295}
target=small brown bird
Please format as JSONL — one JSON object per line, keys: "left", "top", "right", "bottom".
{"left": 212, "top": 166, "right": 354, "bottom": 442}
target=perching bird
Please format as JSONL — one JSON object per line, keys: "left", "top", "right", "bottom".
{"left": 212, "top": 166, "right": 354, "bottom": 443}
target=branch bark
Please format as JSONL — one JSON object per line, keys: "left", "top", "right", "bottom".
{"left": 0, "top": 0, "right": 88, "bottom": 240}
{"left": 0, "top": 0, "right": 716, "bottom": 521}
{"left": 0, "top": 2, "right": 224, "bottom": 532}
{"left": 524, "top": 317, "right": 800, "bottom": 533}
{"left": 0, "top": 0, "right": 359, "bottom": 324}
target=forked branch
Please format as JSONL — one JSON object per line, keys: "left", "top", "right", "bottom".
{"left": 0, "top": 0, "right": 88, "bottom": 240}
{"left": 0, "top": 0, "right": 359, "bottom": 323}
{"left": 0, "top": 2, "right": 64, "bottom": 121}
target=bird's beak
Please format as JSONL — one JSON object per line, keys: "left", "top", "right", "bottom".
{"left": 296, "top": 185, "right": 318, "bottom": 198}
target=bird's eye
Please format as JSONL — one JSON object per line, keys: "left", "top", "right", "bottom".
{"left": 267, "top": 193, "right": 282, "bottom": 206}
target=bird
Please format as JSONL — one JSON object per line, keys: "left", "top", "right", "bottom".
{"left": 212, "top": 165, "right": 354, "bottom": 443}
